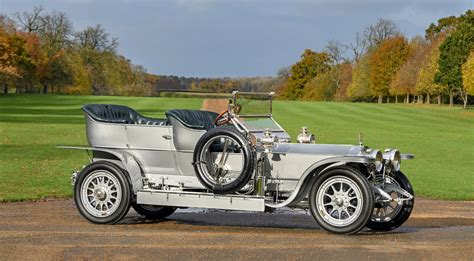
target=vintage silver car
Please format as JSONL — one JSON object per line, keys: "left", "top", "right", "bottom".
{"left": 62, "top": 91, "right": 415, "bottom": 234}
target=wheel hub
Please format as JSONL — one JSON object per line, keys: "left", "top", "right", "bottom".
{"left": 94, "top": 188, "right": 107, "bottom": 201}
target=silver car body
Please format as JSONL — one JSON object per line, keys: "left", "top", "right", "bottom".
{"left": 62, "top": 92, "right": 413, "bottom": 212}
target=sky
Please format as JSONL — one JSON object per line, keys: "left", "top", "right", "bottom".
{"left": 0, "top": 0, "right": 472, "bottom": 77}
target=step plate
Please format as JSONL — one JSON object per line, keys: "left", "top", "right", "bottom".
{"left": 137, "top": 190, "right": 265, "bottom": 212}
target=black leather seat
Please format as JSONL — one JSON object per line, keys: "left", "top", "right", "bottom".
{"left": 82, "top": 104, "right": 168, "bottom": 126}
{"left": 166, "top": 109, "right": 218, "bottom": 130}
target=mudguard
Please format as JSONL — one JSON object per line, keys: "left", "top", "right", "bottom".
{"left": 57, "top": 146, "right": 145, "bottom": 193}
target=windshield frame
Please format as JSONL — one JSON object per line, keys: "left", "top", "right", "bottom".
{"left": 229, "top": 91, "right": 275, "bottom": 118}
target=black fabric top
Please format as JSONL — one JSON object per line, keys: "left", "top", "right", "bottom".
{"left": 82, "top": 104, "right": 167, "bottom": 125}
{"left": 165, "top": 109, "right": 218, "bottom": 130}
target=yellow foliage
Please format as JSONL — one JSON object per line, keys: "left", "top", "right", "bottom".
{"left": 415, "top": 39, "right": 446, "bottom": 95}
{"left": 461, "top": 51, "right": 474, "bottom": 95}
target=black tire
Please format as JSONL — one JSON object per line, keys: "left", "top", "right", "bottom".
{"left": 74, "top": 161, "right": 131, "bottom": 224}
{"left": 193, "top": 126, "right": 255, "bottom": 194}
{"left": 131, "top": 203, "right": 176, "bottom": 219}
{"left": 366, "top": 171, "right": 414, "bottom": 231}
{"left": 309, "top": 167, "right": 374, "bottom": 234}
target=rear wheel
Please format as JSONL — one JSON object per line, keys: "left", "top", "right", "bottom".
{"left": 131, "top": 203, "right": 176, "bottom": 219}
{"left": 309, "top": 167, "right": 373, "bottom": 234}
{"left": 74, "top": 161, "right": 131, "bottom": 224}
{"left": 366, "top": 171, "right": 414, "bottom": 231}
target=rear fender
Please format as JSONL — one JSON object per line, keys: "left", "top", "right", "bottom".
{"left": 58, "top": 146, "right": 145, "bottom": 193}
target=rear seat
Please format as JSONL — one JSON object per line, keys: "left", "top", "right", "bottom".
{"left": 82, "top": 104, "right": 168, "bottom": 126}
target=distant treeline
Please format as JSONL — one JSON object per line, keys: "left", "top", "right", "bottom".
{"left": 0, "top": 6, "right": 280, "bottom": 97}
{"left": 1, "top": 7, "right": 472, "bottom": 106}
{"left": 276, "top": 10, "right": 473, "bottom": 107}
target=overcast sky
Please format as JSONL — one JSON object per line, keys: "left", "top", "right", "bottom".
{"left": 0, "top": 0, "right": 472, "bottom": 77}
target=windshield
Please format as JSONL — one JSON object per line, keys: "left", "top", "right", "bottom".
{"left": 232, "top": 92, "right": 273, "bottom": 116}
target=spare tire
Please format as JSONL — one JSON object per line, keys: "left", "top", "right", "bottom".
{"left": 193, "top": 126, "right": 254, "bottom": 194}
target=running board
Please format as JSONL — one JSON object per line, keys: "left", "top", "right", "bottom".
{"left": 136, "top": 190, "right": 266, "bottom": 212}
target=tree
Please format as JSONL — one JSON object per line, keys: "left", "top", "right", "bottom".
{"left": 390, "top": 36, "right": 430, "bottom": 103}
{"left": 15, "top": 32, "right": 44, "bottom": 93}
{"left": 324, "top": 40, "right": 346, "bottom": 65}
{"left": 425, "top": 10, "right": 473, "bottom": 41}
{"left": 369, "top": 36, "right": 410, "bottom": 103}
{"left": 74, "top": 24, "right": 118, "bottom": 53}
{"left": 333, "top": 63, "right": 353, "bottom": 101}
{"left": 436, "top": 11, "right": 474, "bottom": 106}
{"left": 347, "top": 32, "right": 367, "bottom": 62}
{"left": 363, "top": 18, "right": 400, "bottom": 48}
{"left": 38, "top": 11, "right": 73, "bottom": 51}
{"left": 347, "top": 53, "right": 371, "bottom": 101}
{"left": 302, "top": 69, "right": 338, "bottom": 101}
{"left": 461, "top": 51, "right": 474, "bottom": 107}
{"left": 13, "top": 6, "right": 44, "bottom": 33}
{"left": 279, "top": 49, "right": 331, "bottom": 100}
{"left": 415, "top": 37, "right": 446, "bottom": 105}
{"left": 0, "top": 29, "right": 29, "bottom": 94}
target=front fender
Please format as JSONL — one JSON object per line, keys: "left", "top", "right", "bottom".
{"left": 265, "top": 156, "right": 372, "bottom": 208}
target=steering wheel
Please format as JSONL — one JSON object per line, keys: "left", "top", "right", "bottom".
{"left": 214, "top": 104, "right": 242, "bottom": 126}
{"left": 214, "top": 110, "right": 230, "bottom": 126}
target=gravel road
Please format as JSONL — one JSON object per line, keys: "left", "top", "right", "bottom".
{"left": 0, "top": 199, "right": 472, "bottom": 260}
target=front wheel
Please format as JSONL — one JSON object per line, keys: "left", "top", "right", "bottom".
{"left": 309, "top": 167, "right": 374, "bottom": 234}
{"left": 74, "top": 161, "right": 131, "bottom": 224}
{"left": 366, "top": 171, "right": 414, "bottom": 231}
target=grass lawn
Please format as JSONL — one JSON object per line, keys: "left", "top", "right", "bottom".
{"left": 0, "top": 94, "right": 473, "bottom": 201}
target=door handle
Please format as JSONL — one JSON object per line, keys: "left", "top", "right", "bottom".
{"left": 162, "top": 135, "right": 172, "bottom": 140}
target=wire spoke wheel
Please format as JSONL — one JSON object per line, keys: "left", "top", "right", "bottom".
{"left": 309, "top": 167, "right": 373, "bottom": 234}
{"left": 80, "top": 170, "right": 122, "bottom": 218}
{"left": 316, "top": 176, "right": 364, "bottom": 227}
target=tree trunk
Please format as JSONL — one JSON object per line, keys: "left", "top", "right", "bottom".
{"left": 449, "top": 91, "right": 454, "bottom": 107}
{"left": 406, "top": 93, "right": 409, "bottom": 103}
{"left": 417, "top": 95, "right": 423, "bottom": 104}
{"left": 43, "top": 84, "right": 48, "bottom": 94}
{"left": 386, "top": 96, "right": 390, "bottom": 103}
{"left": 3, "top": 80, "right": 7, "bottom": 94}
{"left": 395, "top": 96, "right": 398, "bottom": 104}
{"left": 426, "top": 93, "right": 430, "bottom": 104}
{"left": 378, "top": 94, "right": 383, "bottom": 104}
{"left": 463, "top": 93, "right": 468, "bottom": 108}
{"left": 437, "top": 94, "right": 441, "bottom": 105}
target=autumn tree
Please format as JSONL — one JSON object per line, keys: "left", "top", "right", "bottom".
{"left": 436, "top": 10, "right": 474, "bottom": 106}
{"left": 0, "top": 29, "right": 29, "bottom": 94}
{"left": 333, "top": 63, "right": 353, "bottom": 101}
{"left": 461, "top": 51, "right": 474, "bottom": 105}
{"left": 415, "top": 37, "right": 446, "bottom": 105}
{"left": 279, "top": 49, "right": 331, "bottom": 100}
{"left": 347, "top": 53, "right": 371, "bottom": 101}
{"left": 369, "top": 36, "right": 410, "bottom": 103}
{"left": 390, "top": 36, "right": 430, "bottom": 103}
{"left": 302, "top": 69, "right": 338, "bottom": 101}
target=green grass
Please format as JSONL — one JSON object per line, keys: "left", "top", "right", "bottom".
{"left": 0, "top": 94, "right": 473, "bottom": 201}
